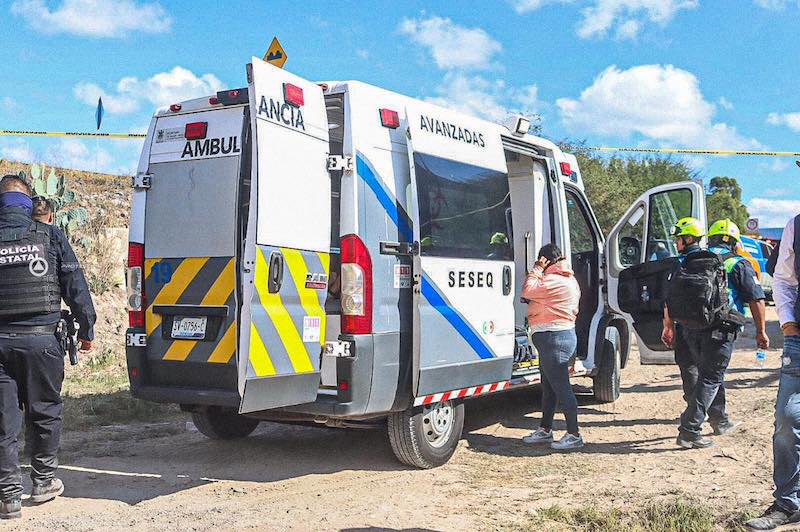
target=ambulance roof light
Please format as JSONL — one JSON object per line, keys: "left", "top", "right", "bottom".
{"left": 283, "top": 83, "right": 304, "bottom": 107}
{"left": 505, "top": 115, "right": 530, "bottom": 137}
{"left": 208, "top": 96, "right": 219, "bottom": 105}
{"left": 169, "top": 103, "right": 182, "bottom": 113}
{"left": 380, "top": 108, "right": 400, "bottom": 129}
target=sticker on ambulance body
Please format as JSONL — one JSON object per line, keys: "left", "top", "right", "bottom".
{"left": 303, "top": 316, "right": 321, "bottom": 342}
{"left": 305, "top": 272, "right": 328, "bottom": 290}
{"left": 394, "top": 265, "right": 412, "bottom": 289}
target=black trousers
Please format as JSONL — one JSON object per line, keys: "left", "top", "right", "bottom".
{"left": 0, "top": 333, "right": 64, "bottom": 501}
{"left": 676, "top": 326, "right": 735, "bottom": 441}
{"left": 674, "top": 325, "right": 728, "bottom": 426}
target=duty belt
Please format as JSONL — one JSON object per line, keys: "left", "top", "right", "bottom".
{"left": 0, "top": 324, "right": 59, "bottom": 336}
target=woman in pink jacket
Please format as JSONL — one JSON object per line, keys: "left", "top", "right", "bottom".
{"left": 520, "top": 244, "right": 584, "bottom": 450}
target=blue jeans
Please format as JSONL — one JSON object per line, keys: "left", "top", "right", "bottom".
{"left": 774, "top": 336, "right": 800, "bottom": 512}
{"left": 532, "top": 329, "right": 579, "bottom": 435}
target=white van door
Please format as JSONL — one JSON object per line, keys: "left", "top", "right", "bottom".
{"left": 605, "top": 181, "right": 707, "bottom": 364}
{"left": 405, "top": 104, "right": 515, "bottom": 396}
{"left": 239, "top": 58, "right": 331, "bottom": 412}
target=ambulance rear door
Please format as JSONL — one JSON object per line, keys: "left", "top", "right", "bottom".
{"left": 605, "top": 181, "right": 707, "bottom": 364}
{"left": 405, "top": 104, "right": 515, "bottom": 396}
{"left": 141, "top": 105, "right": 246, "bottom": 395}
{"left": 239, "top": 58, "right": 331, "bottom": 413}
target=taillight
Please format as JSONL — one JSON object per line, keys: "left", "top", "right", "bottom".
{"left": 127, "top": 243, "right": 145, "bottom": 328}
{"left": 340, "top": 234, "right": 372, "bottom": 335}
{"left": 184, "top": 121, "right": 208, "bottom": 140}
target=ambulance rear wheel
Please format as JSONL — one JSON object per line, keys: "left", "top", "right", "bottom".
{"left": 593, "top": 338, "right": 621, "bottom": 403}
{"left": 192, "top": 407, "right": 260, "bottom": 440}
{"left": 387, "top": 400, "right": 464, "bottom": 469}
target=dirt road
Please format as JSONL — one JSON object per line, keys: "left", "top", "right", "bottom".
{"left": 9, "top": 312, "right": 787, "bottom": 531}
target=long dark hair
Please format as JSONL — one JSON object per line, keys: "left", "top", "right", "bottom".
{"left": 537, "top": 243, "right": 564, "bottom": 263}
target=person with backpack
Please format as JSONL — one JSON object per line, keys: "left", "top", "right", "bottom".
{"left": 746, "top": 214, "right": 800, "bottom": 531}
{"left": 661, "top": 217, "right": 766, "bottom": 450}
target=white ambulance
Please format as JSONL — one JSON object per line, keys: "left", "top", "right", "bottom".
{"left": 125, "top": 57, "right": 706, "bottom": 468}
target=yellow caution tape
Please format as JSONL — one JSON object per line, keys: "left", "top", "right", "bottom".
{"left": 586, "top": 146, "right": 800, "bottom": 157}
{"left": 0, "top": 130, "right": 146, "bottom": 139}
{"left": 1, "top": 130, "right": 797, "bottom": 157}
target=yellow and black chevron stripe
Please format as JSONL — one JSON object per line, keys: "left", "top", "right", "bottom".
{"left": 247, "top": 246, "right": 330, "bottom": 379}
{"left": 144, "top": 256, "right": 237, "bottom": 365}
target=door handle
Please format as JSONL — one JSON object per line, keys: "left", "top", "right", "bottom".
{"left": 268, "top": 252, "right": 284, "bottom": 293}
{"left": 502, "top": 265, "right": 512, "bottom": 296}
{"left": 379, "top": 241, "right": 418, "bottom": 256}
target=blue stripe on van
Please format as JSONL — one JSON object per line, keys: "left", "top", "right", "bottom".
{"left": 356, "top": 153, "right": 496, "bottom": 361}
{"left": 420, "top": 274, "right": 496, "bottom": 360}
{"left": 356, "top": 155, "right": 414, "bottom": 242}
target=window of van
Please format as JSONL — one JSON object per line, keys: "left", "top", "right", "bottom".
{"left": 646, "top": 188, "right": 692, "bottom": 261}
{"left": 415, "top": 153, "right": 512, "bottom": 260}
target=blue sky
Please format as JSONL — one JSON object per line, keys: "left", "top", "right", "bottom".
{"left": 0, "top": 0, "right": 798, "bottom": 227}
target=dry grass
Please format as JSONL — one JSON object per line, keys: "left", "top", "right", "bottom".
{"left": 517, "top": 499, "right": 720, "bottom": 532}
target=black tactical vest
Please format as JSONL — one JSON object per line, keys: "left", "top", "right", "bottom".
{"left": 0, "top": 221, "right": 61, "bottom": 318}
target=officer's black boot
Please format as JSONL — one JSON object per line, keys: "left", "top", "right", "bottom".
{"left": 30, "top": 478, "right": 63, "bottom": 504}
{"left": 0, "top": 498, "right": 21, "bottom": 519}
{"left": 676, "top": 434, "right": 714, "bottom": 449}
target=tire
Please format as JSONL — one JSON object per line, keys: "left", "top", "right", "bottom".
{"left": 192, "top": 406, "right": 260, "bottom": 440}
{"left": 593, "top": 338, "right": 621, "bottom": 403}
{"left": 387, "top": 400, "right": 464, "bottom": 469}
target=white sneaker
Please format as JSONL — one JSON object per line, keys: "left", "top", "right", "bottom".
{"left": 522, "top": 428, "right": 553, "bottom": 444}
{"left": 551, "top": 433, "right": 584, "bottom": 450}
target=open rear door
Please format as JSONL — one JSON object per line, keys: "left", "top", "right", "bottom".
{"left": 605, "top": 181, "right": 707, "bottom": 364}
{"left": 238, "top": 58, "right": 331, "bottom": 412}
{"left": 405, "top": 103, "right": 515, "bottom": 396}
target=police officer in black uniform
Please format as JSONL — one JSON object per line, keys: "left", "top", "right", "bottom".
{"left": 0, "top": 175, "right": 96, "bottom": 519}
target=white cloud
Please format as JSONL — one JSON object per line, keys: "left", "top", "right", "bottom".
{"left": 577, "top": 0, "right": 698, "bottom": 39}
{"left": 763, "top": 187, "right": 793, "bottom": 197}
{"left": 74, "top": 67, "right": 225, "bottom": 115}
{"left": 44, "top": 139, "right": 138, "bottom": 175}
{"left": 511, "top": 0, "right": 697, "bottom": 39}
{"left": 767, "top": 112, "right": 800, "bottom": 133}
{"left": 718, "top": 97, "right": 734, "bottom": 110}
{"left": 118, "top": 67, "right": 224, "bottom": 108}
{"left": 748, "top": 197, "right": 800, "bottom": 228}
{"left": 510, "top": 0, "right": 574, "bottom": 12}
{"left": 73, "top": 82, "right": 139, "bottom": 115}
{"left": 0, "top": 138, "right": 37, "bottom": 162}
{"left": 356, "top": 49, "right": 369, "bottom": 60}
{"left": 398, "top": 15, "right": 502, "bottom": 70}
{"left": 0, "top": 97, "right": 18, "bottom": 112}
{"left": 556, "top": 64, "right": 761, "bottom": 150}
{"left": 426, "top": 72, "right": 540, "bottom": 123}
{"left": 754, "top": 0, "right": 799, "bottom": 9}
{"left": 11, "top": 0, "right": 171, "bottom": 38}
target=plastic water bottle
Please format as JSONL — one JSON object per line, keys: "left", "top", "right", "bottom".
{"left": 755, "top": 350, "right": 767, "bottom": 369}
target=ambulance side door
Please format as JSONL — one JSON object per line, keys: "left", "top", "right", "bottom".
{"left": 605, "top": 181, "right": 707, "bottom": 364}
{"left": 405, "top": 104, "right": 515, "bottom": 397}
{"left": 238, "top": 58, "right": 332, "bottom": 413}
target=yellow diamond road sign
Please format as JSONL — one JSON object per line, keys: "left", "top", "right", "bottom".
{"left": 264, "top": 37, "right": 287, "bottom": 68}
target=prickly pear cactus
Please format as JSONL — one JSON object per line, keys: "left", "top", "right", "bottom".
{"left": 28, "top": 163, "right": 90, "bottom": 246}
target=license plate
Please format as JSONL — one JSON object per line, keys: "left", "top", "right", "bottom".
{"left": 171, "top": 316, "right": 207, "bottom": 339}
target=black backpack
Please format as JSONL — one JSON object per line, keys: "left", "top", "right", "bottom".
{"left": 666, "top": 250, "right": 731, "bottom": 330}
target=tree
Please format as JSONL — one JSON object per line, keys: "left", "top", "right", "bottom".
{"left": 571, "top": 150, "right": 698, "bottom": 235}
{"left": 706, "top": 176, "right": 749, "bottom": 229}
